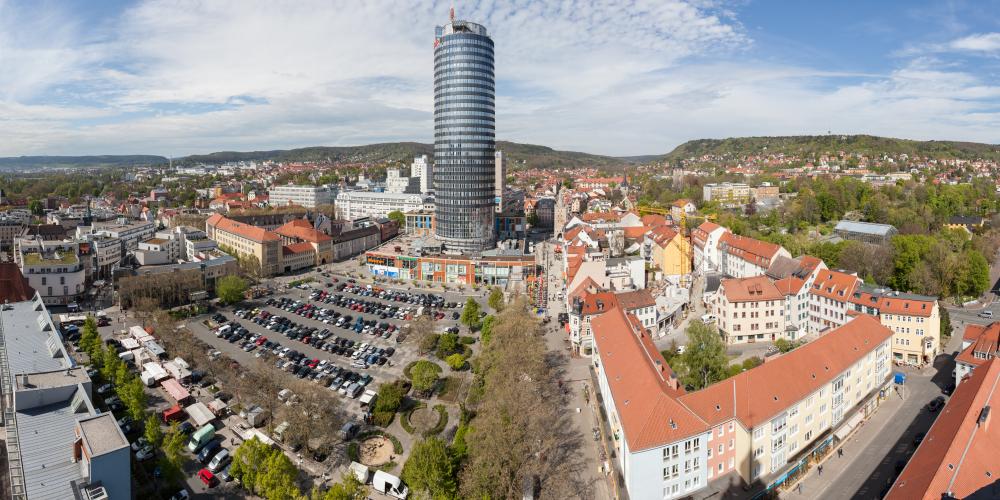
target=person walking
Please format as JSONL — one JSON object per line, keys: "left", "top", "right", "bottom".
{"left": 796, "top": 482, "right": 802, "bottom": 494}
{"left": 838, "top": 448, "right": 844, "bottom": 458}
{"left": 818, "top": 464, "right": 824, "bottom": 476}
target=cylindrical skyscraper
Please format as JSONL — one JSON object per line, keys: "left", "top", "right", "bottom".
{"left": 433, "top": 12, "right": 495, "bottom": 253}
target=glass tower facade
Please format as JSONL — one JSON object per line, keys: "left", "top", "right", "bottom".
{"left": 433, "top": 17, "right": 495, "bottom": 253}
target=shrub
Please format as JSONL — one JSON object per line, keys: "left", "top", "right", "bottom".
{"left": 458, "top": 336, "right": 476, "bottom": 345}
{"left": 372, "top": 411, "right": 395, "bottom": 427}
{"left": 445, "top": 354, "right": 466, "bottom": 371}
{"left": 347, "top": 442, "right": 360, "bottom": 462}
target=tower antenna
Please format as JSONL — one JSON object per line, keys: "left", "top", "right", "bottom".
{"left": 450, "top": 6, "right": 455, "bottom": 22}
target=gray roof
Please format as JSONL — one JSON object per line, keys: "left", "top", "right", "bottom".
{"left": 1, "top": 298, "right": 70, "bottom": 378}
{"left": 833, "top": 220, "right": 897, "bottom": 236}
{"left": 17, "top": 398, "right": 88, "bottom": 499}
{"left": 78, "top": 413, "right": 128, "bottom": 456}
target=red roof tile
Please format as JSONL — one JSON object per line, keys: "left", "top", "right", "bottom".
{"left": 887, "top": 358, "right": 1000, "bottom": 500}
{"left": 774, "top": 276, "right": 806, "bottom": 296}
{"left": 0, "top": 263, "right": 34, "bottom": 303}
{"left": 275, "top": 219, "right": 332, "bottom": 243}
{"left": 616, "top": 289, "right": 656, "bottom": 310}
{"left": 206, "top": 213, "right": 281, "bottom": 243}
{"left": 720, "top": 233, "right": 784, "bottom": 266}
{"left": 877, "top": 296, "right": 936, "bottom": 318}
{"left": 720, "top": 276, "right": 783, "bottom": 302}
{"left": 811, "top": 270, "right": 860, "bottom": 302}
{"left": 282, "top": 242, "right": 315, "bottom": 255}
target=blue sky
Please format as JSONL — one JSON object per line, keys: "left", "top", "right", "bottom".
{"left": 0, "top": 0, "right": 999, "bottom": 157}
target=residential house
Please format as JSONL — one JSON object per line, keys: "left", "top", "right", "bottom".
{"left": 718, "top": 233, "right": 789, "bottom": 279}
{"left": 691, "top": 222, "right": 728, "bottom": 274}
{"left": 711, "top": 276, "right": 787, "bottom": 344}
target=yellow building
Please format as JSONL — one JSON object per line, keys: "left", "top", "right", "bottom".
{"left": 647, "top": 225, "right": 692, "bottom": 282}
{"left": 205, "top": 213, "right": 282, "bottom": 276}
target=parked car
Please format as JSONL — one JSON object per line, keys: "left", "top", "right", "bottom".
{"left": 135, "top": 445, "right": 156, "bottom": 462}
{"left": 197, "top": 468, "right": 217, "bottom": 487}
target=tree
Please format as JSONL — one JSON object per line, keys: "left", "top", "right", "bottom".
{"left": 774, "top": 338, "right": 796, "bottom": 353}
{"left": 28, "top": 199, "right": 43, "bottom": 216}
{"left": 436, "top": 332, "right": 459, "bottom": 359}
{"left": 387, "top": 210, "right": 406, "bottom": 227}
{"left": 487, "top": 287, "right": 505, "bottom": 311}
{"left": 410, "top": 316, "right": 437, "bottom": 354}
{"left": 527, "top": 211, "right": 539, "bottom": 226}
{"left": 402, "top": 438, "right": 458, "bottom": 499}
{"left": 120, "top": 377, "right": 148, "bottom": 422}
{"left": 460, "top": 298, "right": 482, "bottom": 330}
{"left": 445, "top": 353, "right": 467, "bottom": 370}
{"left": 314, "top": 473, "right": 368, "bottom": 500}
{"left": 955, "top": 249, "right": 990, "bottom": 298}
{"left": 410, "top": 361, "right": 441, "bottom": 394}
{"left": 677, "top": 321, "right": 729, "bottom": 390}
{"left": 480, "top": 315, "right": 496, "bottom": 346}
{"left": 231, "top": 437, "right": 301, "bottom": 498}
{"left": 144, "top": 413, "right": 163, "bottom": 447}
{"left": 940, "top": 306, "right": 952, "bottom": 340}
{"left": 216, "top": 275, "right": 248, "bottom": 305}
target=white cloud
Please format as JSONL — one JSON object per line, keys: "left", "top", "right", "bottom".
{"left": 949, "top": 32, "right": 1000, "bottom": 52}
{"left": 0, "top": 0, "right": 997, "bottom": 157}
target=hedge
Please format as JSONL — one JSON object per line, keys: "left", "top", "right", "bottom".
{"left": 423, "top": 404, "right": 449, "bottom": 437}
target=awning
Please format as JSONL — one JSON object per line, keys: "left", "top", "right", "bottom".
{"left": 161, "top": 378, "right": 190, "bottom": 403}
{"left": 186, "top": 402, "right": 215, "bottom": 427}
{"left": 834, "top": 412, "right": 864, "bottom": 441}
{"left": 144, "top": 340, "right": 165, "bottom": 358}
{"left": 120, "top": 338, "right": 140, "bottom": 350}
{"left": 207, "top": 398, "right": 228, "bottom": 415}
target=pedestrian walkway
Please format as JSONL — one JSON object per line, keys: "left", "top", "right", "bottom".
{"left": 781, "top": 388, "right": 907, "bottom": 499}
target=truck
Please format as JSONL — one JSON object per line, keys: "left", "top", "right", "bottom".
{"left": 373, "top": 470, "right": 410, "bottom": 499}
{"left": 187, "top": 423, "right": 216, "bottom": 452}
{"left": 359, "top": 389, "right": 377, "bottom": 407}
{"left": 162, "top": 404, "right": 186, "bottom": 423}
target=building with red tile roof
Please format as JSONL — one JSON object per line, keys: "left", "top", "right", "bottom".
{"left": 887, "top": 358, "right": 1000, "bottom": 500}
{"left": 719, "top": 233, "right": 790, "bottom": 278}
{"left": 691, "top": 221, "right": 728, "bottom": 274}
{"left": 808, "top": 269, "right": 861, "bottom": 334}
{"left": 0, "top": 263, "right": 35, "bottom": 303}
{"left": 274, "top": 219, "right": 333, "bottom": 266}
{"left": 592, "top": 305, "right": 893, "bottom": 499}
{"left": 710, "top": 276, "right": 786, "bottom": 344}
{"left": 205, "top": 213, "right": 282, "bottom": 276}
{"left": 955, "top": 322, "right": 1000, "bottom": 387}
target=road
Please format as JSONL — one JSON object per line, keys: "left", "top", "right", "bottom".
{"left": 783, "top": 325, "right": 961, "bottom": 500}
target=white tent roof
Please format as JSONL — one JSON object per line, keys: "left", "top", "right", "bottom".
{"left": 185, "top": 402, "right": 214, "bottom": 427}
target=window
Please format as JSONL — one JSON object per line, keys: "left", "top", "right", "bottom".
{"left": 718, "top": 444, "right": 723, "bottom": 454}
{"left": 753, "top": 428, "right": 764, "bottom": 440}
{"left": 729, "top": 439, "right": 734, "bottom": 450}
{"left": 754, "top": 446, "right": 764, "bottom": 458}
{"left": 719, "top": 463, "right": 724, "bottom": 473}
{"left": 729, "top": 422, "right": 735, "bottom": 432}
{"left": 729, "top": 457, "right": 735, "bottom": 468}
{"left": 707, "top": 447, "right": 712, "bottom": 458}
{"left": 684, "top": 460, "right": 691, "bottom": 473}
{"left": 671, "top": 445, "right": 679, "bottom": 459}
{"left": 789, "top": 424, "right": 798, "bottom": 436}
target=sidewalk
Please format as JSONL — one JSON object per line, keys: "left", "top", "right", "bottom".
{"left": 781, "top": 388, "right": 907, "bottom": 499}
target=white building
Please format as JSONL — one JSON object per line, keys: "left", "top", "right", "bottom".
{"left": 14, "top": 238, "right": 86, "bottom": 305}
{"left": 691, "top": 222, "right": 728, "bottom": 274}
{"left": 91, "top": 219, "right": 157, "bottom": 252}
{"left": 411, "top": 155, "right": 433, "bottom": 194}
{"left": 268, "top": 184, "right": 334, "bottom": 208}
{"left": 335, "top": 191, "right": 426, "bottom": 220}
{"left": 495, "top": 150, "right": 505, "bottom": 211}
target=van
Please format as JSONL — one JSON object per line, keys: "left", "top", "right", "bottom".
{"left": 216, "top": 325, "right": 232, "bottom": 337}
{"left": 208, "top": 448, "right": 231, "bottom": 472}
{"left": 979, "top": 310, "right": 994, "bottom": 319}
{"left": 118, "top": 350, "right": 135, "bottom": 362}
{"left": 373, "top": 470, "right": 410, "bottom": 499}
{"left": 700, "top": 314, "right": 716, "bottom": 324}
{"left": 348, "top": 383, "right": 363, "bottom": 399}
{"left": 187, "top": 424, "right": 216, "bottom": 452}
{"left": 162, "top": 404, "right": 186, "bottom": 423}
{"left": 341, "top": 421, "right": 359, "bottom": 440}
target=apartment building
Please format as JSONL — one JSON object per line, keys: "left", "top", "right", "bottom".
{"left": 0, "top": 214, "right": 27, "bottom": 250}
{"left": 954, "top": 322, "right": 999, "bottom": 386}
{"left": 411, "top": 155, "right": 433, "bottom": 195}
{"left": 335, "top": 191, "right": 426, "bottom": 220}
{"left": 646, "top": 225, "right": 692, "bottom": 284}
{"left": 2, "top": 294, "right": 131, "bottom": 500}
{"left": 568, "top": 290, "right": 617, "bottom": 355}
{"left": 712, "top": 276, "right": 787, "bottom": 344}
{"left": 702, "top": 182, "right": 751, "bottom": 208}
{"left": 591, "top": 307, "right": 893, "bottom": 500}
{"left": 850, "top": 285, "right": 940, "bottom": 366}
{"left": 616, "top": 289, "right": 658, "bottom": 331}
{"left": 888, "top": 358, "right": 1000, "bottom": 499}
{"left": 205, "top": 213, "right": 282, "bottom": 277}
{"left": 14, "top": 238, "right": 86, "bottom": 305}
{"left": 808, "top": 269, "right": 861, "bottom": 335}
{"left": 691, "top": 221, "right": 728, "bottom": 274}
{"left": 92, "top": 219, "right": 156, "bottom": 252}
{"left": 274, "top": 219, "right": 334, "bottom": 266}
{"left": 718, "top": 233, "right": 790, "bottom": 279}
{"left": 268, "top": 184, "right": 334, "bottom": 208}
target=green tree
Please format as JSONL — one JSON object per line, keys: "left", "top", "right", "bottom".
{"left": 387, "top": 210, "right": 406, "bottom": 227}
{"left": 445, "top": 353, "right": 467, "bottom": 370}
{"left": 120, "top": 377, "right": 148, "bottom": 422}
{"left": 410, "top": 361, "right": 441, "bottom": 394}
{"left": 258, "top": 448, "right": 301, "bottom": 499}
{"left": 375, "top": 381, "right": 406, "bottom": 413}
{"left": 144, "top": 413, "right": 163, "bottom": 447}
{"left": 955, "top": 249, "right": 990, "bottom": 298}
{"left": 28, "top": 199, "right": 43, "bottom": 216}
{"left": 460, "top": 298, "right": 482, "bottom": 330}
{"left": 216, "top": 275, "right": 248, "bottom": 305}
{"left": 677, "top": 321, "right": 729, "bottom": 390}
{"left": 774, "top": 338, "right": 796, "bottom": 353}
{"left": 487, "top": 287, "right": 505, "bottom": 311}
{"left": 314, "top": 473, "right": 369, "bottom": 500}
{"left": 527, "top": 211, "right": 539, "bottom": 226}
{"left": 480, "top": 315, "right": 496, "bottom": 346}
{"left": 436, "top": 332, "right": 459, "bottom": 359}
{"left": 402, "top": 437, "right": 458, "bottom": 499}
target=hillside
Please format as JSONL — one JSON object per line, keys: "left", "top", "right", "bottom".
{"left": 663, "top": 135, "right": 1000, "bottom": 162}
{"left": 0, "top": 155, "right": 167, "bottom": 170}
{"left": 177, "top": 141, "right": 627, "bottom": 170}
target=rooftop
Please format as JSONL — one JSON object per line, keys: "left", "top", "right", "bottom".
{"left": 78, "top": 413, "right": 129, "bottom": 456}
{"left": 834, "top": 220, "right": 897, "bottom": 236}
{"left": 15, "top": 367, "right": 88, "bottom": 390}
{"left": 206, "top": 213, "right": 281, "bottom": 243}
{"left": 22, "top": 251, "right": 78, "bottom": 266}
{"left": 17, "top": 398, "right": 89, "bottom": 499}
{"left": 887, "top": 358, "right": 1000, "bottom": 500}
{"left": 720, "top": 275, "right": 783, "bottom": 302}
{"left": 1, "top": 298, "right": 68, "bottom": 377}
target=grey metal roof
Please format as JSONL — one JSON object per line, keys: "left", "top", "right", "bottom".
{"left": 17, "top": 399, "right": 86, "bottom": 499}
{"left": 0, "top": 298, "right": 70, "bottom": 379}
{"left": 833, "top": 220, "right": 897, "bottom": 236}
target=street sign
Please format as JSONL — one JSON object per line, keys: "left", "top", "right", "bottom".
{"left": 894, "top": 372, "right": 906, "bottom": 385}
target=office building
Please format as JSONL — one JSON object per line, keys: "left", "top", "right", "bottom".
{"left": 495, "top": 150, "right": 505, "bottom": 211}
{"left": 433, "top": 11, "right": 496, "bottom": 252}
{"left": 386, "top": 168, "right": 421, "bottom": 194}
{"left": 702, "top": 182, "right": 752, "bottom": 208}
{"left": 205, "top": 213, "right": 282, "bottom": 277}
{"left": 335, "top": 191, "right": 426, "bottom": 221}
{"left": 2, "top": 294, "right": 131, "bottom": 500}
{"left": 411, "top": 155, "right": 433, "bottom": 194}
{"left": 14, "top": 238, "right": 86, "bottom": 306}
{"left": 268, "top": 184, "right": 334, "bottom": 209}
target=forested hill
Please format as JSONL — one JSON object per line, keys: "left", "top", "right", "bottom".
{"left": 0, "top": 155, "right": 167, "bottom": 170}
{"left": 176, "top": 141, "right": 629, "bottom": 170}
{"left": 663, "top": 135, "right": 1000, "bottom": 162}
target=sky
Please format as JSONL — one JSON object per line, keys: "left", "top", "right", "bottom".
{"left": 1, "top": 0, "right": 1000, "bottom": 157}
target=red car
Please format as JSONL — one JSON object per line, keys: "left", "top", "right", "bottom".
{"left": 255, "top": 336, "right": 267, "bottom": 345}
{"left": 198, "top": 468, "right": 217, "bottom": 487}
{"left": 308, "top": 358, "right": 320, "bottom": 368}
